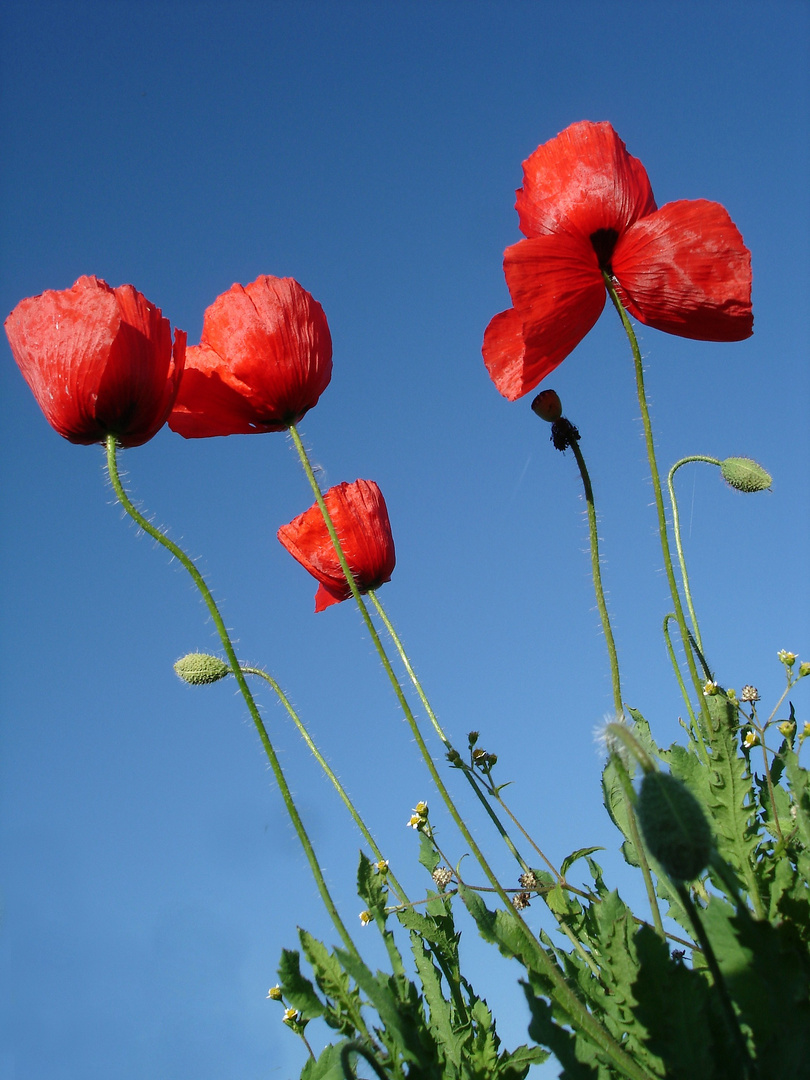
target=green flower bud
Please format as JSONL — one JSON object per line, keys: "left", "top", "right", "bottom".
{"left": 174, "top": 653, "right": 231, "bottom": 685}
{"left": 637, "top": 772, "right": 713, "bottom": 881}
{"left": 720, "top": 457, "right": 772, "bottom": 493}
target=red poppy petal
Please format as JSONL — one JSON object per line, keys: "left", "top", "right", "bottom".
{"left": 483, "top": 236, "right": 606, "bottom": 400}
{"left": 168, "top": 344, "right": 290, "bottom": 436}
{"left": 5, "top": 276, "right": 182, "bottom": 447}
{"left": 516, "top": 121, "right": 657, "bottom": 241}
{"left": 278, "top": 480, "right": 395, "bottom": 611}
{"left": 169, "top": 277, "right": 332, "bottom": 438}
{"left": 613, "top": 200, "right": 753, "bottom": 341}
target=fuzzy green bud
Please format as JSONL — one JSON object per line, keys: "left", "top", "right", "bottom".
{"left": 720, "top": 457, "right": 772, "bottom": 493}
{"left": 174, "top": 653, "right": 231, "bottom": 685}
{"left": 637, "top": 772, "right": 713, "bottom": 881}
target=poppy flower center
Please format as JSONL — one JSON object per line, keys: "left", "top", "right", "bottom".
{"left": 589, "top": 228, "right": 620, "bottom": 274}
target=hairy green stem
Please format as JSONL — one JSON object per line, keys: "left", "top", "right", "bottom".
{"left": 569, "top": 439, "right": 623, "bottom": 720}
{"left": 105, "top": 436, "right": 361, "bottom": 963}
{"left": 288, "top": 427, "right": 656, "bottom": 1080}
{"left": 241, "top": 665, "right": 410, "bottom": 905}
{"left": 604, "top": 276, "right": 711, "bottom": 730}
{"left": 667, "top": 456, "right": 722, "bottom": 655}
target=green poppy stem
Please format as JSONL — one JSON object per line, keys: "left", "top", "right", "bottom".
{"left": 240, "top": 664, "right": 410, "bottom": 906}
{"left": 568, "top": 437, "right": 623, "bottom": 720}
{"left": 287, "top": 426, "right": 657, "bottom": 1080}
{"left": 667, "top": 455, "right": 723, "bottom": 656}
{"left": 104, "top": 435, "right": 361, "bottom": 962}
{"left": 603, "top": 275, "right": 711, "bottom": 729}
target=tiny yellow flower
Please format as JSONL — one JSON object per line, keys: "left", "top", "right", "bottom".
{"left": 803, "top": 722, "right": 810, "bottom": 738}
{"left": 375, "top": 859, "right": 389, "bottom": 873}
{"left": 407, "top": 814, "right": 421, "bottom": 829}
{"left": 414, "top": 801, "right": 429, "bottom": 815}
{"left": 743, "top": 731, "right": 759, "bottom": 749}
{"left": 778, "top": 650, "right": 797, "bottom": 667}
{"left": 703, "top": 680, "right": 719, "bottom": 696}
{"left": 283, "top": 1007, "right": 299, "bottom": 1025}
{"left": 266, "top": 985, "right": 283, "bottom": 1001}
{"left": 359, "top": 910, "right": 372, "bottom": 926}
{"left": 799, "top": 661, "right": 810, "bottom": 679}
{"left": 777, "top": 721, "right": 796, "bottom": 738}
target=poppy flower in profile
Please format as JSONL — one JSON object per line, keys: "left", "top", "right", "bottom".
{"left": 483, "top": 121, "right": 753, "bottom": 401}
{"left": 278, "top": 480, "right": 396, "bottom": 612}
{"left": 5, "top": 276, "right": 186, "bottom": 447}
{"left": 168, "top": 275, "right": 332, "bottom": 438}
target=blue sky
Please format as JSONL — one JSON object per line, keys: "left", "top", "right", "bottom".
{"left": 1, "top": 2, "right": 809, "bottom": 1077}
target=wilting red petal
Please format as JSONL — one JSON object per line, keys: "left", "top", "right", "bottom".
{"left": 278, "top": 480, "right": 396, "bottom": 612}
{"left": 5, "top": 275, "right": 185, "bottom": 447}
{"left": 169, "top": 276, "right": 332, "bottom": 438}
{"left": 613, "top": 200, "right": 753, "bottom": 341}
{"left": 483, "top": 234, "right": 606, "bottom": 400}
{"left": 516, "top": 121, "right": 657, "bottom": 241}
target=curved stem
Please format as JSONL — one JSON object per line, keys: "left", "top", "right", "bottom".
{"left": 667, "top": 456, "right": 721, "bottom": 655}
{"left": 569, "top": 438, "right": 623, "bottom": 719}
{"left": 288, "top": 428, "right": 655, "bottom": 1080}
{"left": 603, "top": 276, "right": 710, "bottom": 730}
{"left": 104, "top": 436, "right": 361, "bottom": 961}
{"left": 241, "top": 665, "right": 410, "bottom": 906}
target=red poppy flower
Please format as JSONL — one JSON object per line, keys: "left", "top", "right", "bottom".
{"left": 483, "top": 121, "right": 753, "bottom": 401}
{"left": 278, "top": 480, "right": 396, "bottom": 612}
{"left": 5, "top": 275, "right": 186, "bottom": 447}
{"left": 168, "top": 275, "right": 332, "bottom": 437}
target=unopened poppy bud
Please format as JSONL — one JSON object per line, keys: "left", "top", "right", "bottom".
{"left": 174, "top": 653, "right": 231, "bottom": 685}
{"left": 636, "top": 772, "right": 712, "bottom": 881}
{"left": 531, "top": 389, "right": 563, "bottom": 422}
{"left": 720, "top": 457, "right": 772, "bottom": 493}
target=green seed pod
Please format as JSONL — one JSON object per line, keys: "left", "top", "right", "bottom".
{"left": 720, "top": 457, "right": 772, "bottom": 493}
{"left": 637, "top": 772, "right": 713, "bottom": 881}
{"left": 531, "top": 389, "right": 563, "bottom": 422}
{"left": 174, "top": 653, "right": 231, "bottom": 685}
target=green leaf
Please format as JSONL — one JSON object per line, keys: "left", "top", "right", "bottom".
{"left": 702, "top": 897, "right": 810, "bottom": 1075}
{"left": 560, "top": 847, "right": 604, "bottom": 879}
{"left": 602, "top": 755, "right": 640, "bottom": 867}
{"left": 631, "top": 925, "right": 729, "bottom": 1079}
{"left": 523, "top": 980, "right": 601, "bottom": 1079}
{"left": 300, "top": 1042, "right": 349, "bottom": 1080}
{"left": 419, "top": 830, "right": 441, "bottom": 874}
{"left": 277, "top": 948, "right": 327, "bottom": 1020}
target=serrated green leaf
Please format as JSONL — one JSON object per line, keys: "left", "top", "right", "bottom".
{"left": 784, "top": 743, "right": 810, "bottom": 849}
{"left": 277, "top": 948, "right": 327, "bottom": 1020}
{"left": 632, "top": 925, "right": 726, "bottom": 1079}
{"left": 409, "top": 934, "right": 461, "bottom": 1066}
{"left": 702, "top": 897, "right": 810, "bottom": 1075}
{"left": 300, "top": 1042, "right": 349, "bottom": 1080}
{"left": 523, "top": 980, "right": 600, "bottom": 1079}
{"left": 602, "top": 755, "right": 641, "bottom": 867}
{"left": 419, "top": 830, "right": 441, "bottom": 874}
{"left": 546, "top": 883, "right": 577, "bottom": 917}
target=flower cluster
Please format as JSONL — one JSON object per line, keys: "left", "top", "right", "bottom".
{"left": 6, "top": 273, "right": 395, "bottom": 610}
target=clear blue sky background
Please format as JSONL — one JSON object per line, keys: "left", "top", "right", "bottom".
{"left": 1, "top": 3, "right": 808, "bottom": 1078}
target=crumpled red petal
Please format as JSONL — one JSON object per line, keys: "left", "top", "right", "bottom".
{"left": 5, "top": 275, "right": 185, "bottom": 447}
{"left": 169, "top": 276, "right": 331, "bottom": 438}
{"left": 516, "top": 121, "right": 657, "bottom": 241}
{"left": 612, "top": 199, "right": 753, "bottom": 342}
{"left": 277, "top": 480, "right": 396, "bottom": 612}
{"left": 483, "top": 234, "right": 606, "bottom": 400}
